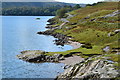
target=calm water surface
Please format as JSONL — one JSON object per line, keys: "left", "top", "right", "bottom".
{"left": 2, "top": 16, "right": 72, "bottom": 78}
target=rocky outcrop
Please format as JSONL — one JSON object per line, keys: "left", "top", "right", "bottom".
{"left": 103, "top": 46, "right": 110, "bottom": 52}
{"left": 37, "top": 30, "right": 69, "bottom": 46}
{"left": 108, "top": 29, "right": 120, "bottom": 37}
{"left": 104, "top": 10, "right": 120, "bottom": 18}
{"left": 47, "top": 18, "right": 56, "bottom": 25}
{"left": 46, "top": 13, "right": 75, "bottom": 30}
{"left": 56, "top": 57, "right": 119, "bottom": 79}
{"left": 17, "top": 50, "right": 64, "bottom": 62}
{"left": 114, "top": 29, "right": 120, "bottom": 34}
{"left": 60, "top": 13, "right": 74, "bottom": 23}
{"left": 17, "top": 50, "right": 85, "bottom": 63}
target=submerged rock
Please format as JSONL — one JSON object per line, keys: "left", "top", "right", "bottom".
{"left": 36, "top": 18, "right": 40, "bottom": 20}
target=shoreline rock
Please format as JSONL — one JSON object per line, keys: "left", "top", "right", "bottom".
{"left": 37, "top": 30, "right": 69, "bottom": 46}
{"left": 17, "top": 50, "right": 119, "bottom": 79}
{"left": 16, "top": 19, "right": 119, "bottom": 80}
{"left": 37, "top": 14, "right": 82, "bottom": 48}
{"left": 37, "top": 30, "right": 82, "bottom": 49}
{"left": 17, "top": 50, "right": 85, "bottom": 64}
{"left": 17, "top": 50, "right": 64, "bottom": 63}
{"left": 56, "top": 56, "right": 119, "bottom": 79}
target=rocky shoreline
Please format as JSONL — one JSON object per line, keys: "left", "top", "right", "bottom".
{"left": 37, "top": 29, "right": 82, "bottom": 49}
{"left": 56, "top": 56, "right": 119, "bottom": 80}
{"left": 37, "top": 14, "right": 82, "bottom": 48}
{"left": 37, "top": 30, "right": 69, "bottom": 46}
{"left": 17, "top": 16, "right": 119, "bottom": 79}
{"left": 40, "top": 18, "right": 119, "bottom": 79}
{"left": 17, "top": 50, "right": 119, "bottom": 79}
{"left": 17, "top": 17, "right": 83, "bottom": 65}
{"left": 17, "top": 50, "right": 65, "bottom": 63}
{"left": 17, "top": 50, "right": 82, "bottom": 63}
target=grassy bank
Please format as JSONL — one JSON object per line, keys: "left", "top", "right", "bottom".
{"left": 44, "top": 2, "right": 119, "bottom": 65}
{"left": 35, "top": 2, "right": 119, "bottom": 68}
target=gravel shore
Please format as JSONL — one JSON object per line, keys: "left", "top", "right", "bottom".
{"left": 67, "top": 41, "right": 83, "bottom": 49}
{"left": 59, "top": 56, "right": 84, "bottom": 66}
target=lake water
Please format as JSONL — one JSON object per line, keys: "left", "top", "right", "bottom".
{"left": 2, "top": 16, "right": 72, "bottom": 78}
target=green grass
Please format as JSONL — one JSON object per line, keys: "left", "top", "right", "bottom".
{"left": 104, "top": 54, "right": 120, "bottom": 62}
{"left": 55, "top": 27, "right": 119, "bottom": 47}
{"left": 41, "top": 2, "right": 120, "bottom": 63}
{"left": 45, "top": 45, "right": 102, "bottom": 58}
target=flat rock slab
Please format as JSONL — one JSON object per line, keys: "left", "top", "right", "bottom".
{"left": 17, "top": 50, "right": 45, "bottom": 60}
{"left": 59, "top": 56, "right": 84, "bottom": 66}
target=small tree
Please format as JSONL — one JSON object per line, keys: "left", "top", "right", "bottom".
{"left": 73, "top": 4, "right": 81, "bottom": 10}
{"left": 86, "top": 4, "right": 92, "bottom": 6}
{"left": 56, "top": 8, "right": 67, "bottom": 18}
{"left": 64, "top": 5, "right": 72, "bottom": 8}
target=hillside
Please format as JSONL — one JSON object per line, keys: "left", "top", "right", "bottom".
{"left": 2, "top": 2, "right": 74, "bottom": 16}
{"left": 2, "top": 2, "right": 76, "bottom": 8}
{"left": 37, "top": 2, "right": 120, "bottom": 76}
{"left": 2, "top": 0, "right": 55, "bottom": 2}
{"left": 47, "top": 2, "right": 119, "bottom": 55}
{"left": 2, "top": 2, "right": 86, "bottom": 16}
{"left": 42, "top": 2, "right": 120, "bottom": 79}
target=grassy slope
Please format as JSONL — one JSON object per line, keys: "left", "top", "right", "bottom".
{"left": 46, "top": 2, "right": 119, "bottom": 63}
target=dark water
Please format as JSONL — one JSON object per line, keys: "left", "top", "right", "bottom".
{"left": 2, "top": 16, "right": 72, "bottom": 78}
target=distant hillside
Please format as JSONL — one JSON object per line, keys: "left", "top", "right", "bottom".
{"left": 2, "top": 2, "right": 76, "bottom": 8}
{"left": 104, "top": 0, "right": 120, "bottom": 1}
{"left": 2, "top": 0, "right": 55, "bottom": 2}
{"left": 2, "top": 2, "right": 86, "bottom": 16}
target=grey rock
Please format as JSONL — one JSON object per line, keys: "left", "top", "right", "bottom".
{"left": 90, "top": 18, "right": 96, "bottom": 21}
{"left": 116, "top": 52, "right": 120, "bottom": 55}
{"left": 104, "top": 10, "right": 120, "bottom": 18}
{"left": 17, "top": 50, "right": 65, "bottom": 63}
{"left": 64, "top": 65, "right": 71, "bottom": 69}
{"left": 114, "top": 29, "right": 120, "bottom": 34}
{"left": 84, "top": 16, "right": 90, "bottom": 19}
{"left": 59, "top": 56, "right": 65, "bottom": 60}
{"left": 56, "top": 58, "right": 119, "bottom": 79}
{"left": 103, "top": 46, "right": 110, "bottom": 53}
{"left": 54, "top": 54, "right": 62, "bottom": 58}
{"left": 108, "top": 32, "right": 112, "bottom": 37}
